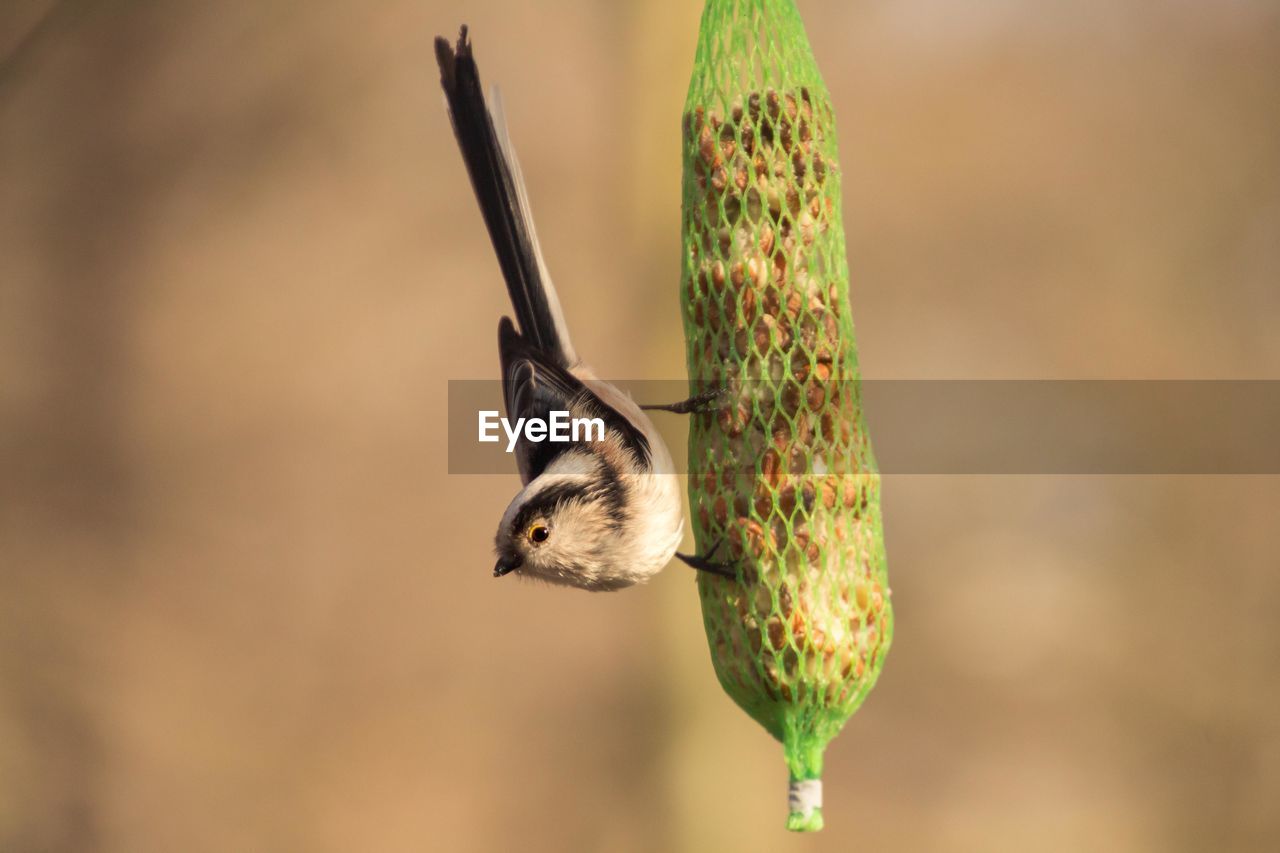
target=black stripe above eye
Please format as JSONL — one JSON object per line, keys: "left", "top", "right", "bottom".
{"left": 510, "top": 460, "right": 629, "bottom": 535}
{"left": 512, "top": 481, "right": 591, "bottom": 533}
{"left": 595, "top": 458, "right": 627, "bottom": 529}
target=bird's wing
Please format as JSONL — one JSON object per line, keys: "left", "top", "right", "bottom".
{"left": 498, "top": 318, "right": 650, "bottom": 483}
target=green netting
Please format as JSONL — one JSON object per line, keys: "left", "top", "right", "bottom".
{"left": 680, "top": 0, "right": 892, "bottom": 832}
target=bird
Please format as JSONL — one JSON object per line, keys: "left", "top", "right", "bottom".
{"left": 435, "top": 26, "right": 729, "bottom": 591}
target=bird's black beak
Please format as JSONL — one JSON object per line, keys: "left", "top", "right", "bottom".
{"left": 494, "top": 554, "right": 522, "bottom": 577}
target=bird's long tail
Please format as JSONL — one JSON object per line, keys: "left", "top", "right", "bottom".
{"left": 435, "top": 27, "right": 575, "bottom": 366}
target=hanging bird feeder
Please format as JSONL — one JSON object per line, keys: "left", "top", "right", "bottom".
{"left": 680, "top": 0, "right": 893, "bottom": 832}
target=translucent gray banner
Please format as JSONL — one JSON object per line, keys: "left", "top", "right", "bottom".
{"left": 447, "top": 380, "right": 1280, "bottom": 474}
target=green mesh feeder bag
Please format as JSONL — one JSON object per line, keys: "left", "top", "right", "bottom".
{"left": 680, "top": 0, "right": 892, "bottom": 832}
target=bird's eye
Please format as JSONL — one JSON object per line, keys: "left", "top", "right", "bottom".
{"left": 529, "top": 525, "right": 550, "bottom": 544}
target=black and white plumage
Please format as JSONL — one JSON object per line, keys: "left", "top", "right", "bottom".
{"left": 435, "top": 28, "right": 687, "bottom": 591}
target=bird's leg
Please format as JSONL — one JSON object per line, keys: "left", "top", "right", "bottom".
{"left": 676, "top": 539, "right": 736, "bottom": 580}
{"left": 641, "top": 386, "right": 727, "bottom": 415}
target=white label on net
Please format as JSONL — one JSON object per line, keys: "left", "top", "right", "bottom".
{"left": 788, "top": 779, "right": 822, "bottom": 815}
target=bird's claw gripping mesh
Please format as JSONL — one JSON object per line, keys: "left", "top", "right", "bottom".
{"left": 680, "top": 0, "right": 892, "bottom": 831}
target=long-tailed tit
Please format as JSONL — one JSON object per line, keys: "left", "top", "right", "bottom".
{"left": 435, "top": 28, "right": 729, "bottom": 591}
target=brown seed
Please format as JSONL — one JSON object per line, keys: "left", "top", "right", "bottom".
{"left": 806, "top": 380, "right": 826, "bottom": 410}
{"left": 743, "top": 285, "right": 759, "bottom": 322}
{"left": 772, "top": 248, "right": 787, "bottom": 278}
{"left": 800, "top": 481, "right": 817, "bottom": 513}
{"left": 710, "top": 166, "right": 728, "bottom": 193}
{"left": 808, "top": 625, "right": 829, "bottom": 655}
{"left": 705, "top": 302, "right": 722, "bottom": 334}
{"left": 765, "top": 90, "right": 781, "bottom": 120}
{"left": 774, "top": 316, "right": 795, "bottom": 350}
{"left": 718, "top": 402, "right": 747, "bottom": 437}
{"left": 785, "top": 291, "right": 804, "bottom": 319}
{"left": 719, "top": 123, "right": 737, "bottom": 159}
{"left": 821, "top": 479, "right": 838, "bottom": 509}
{"left": 797, "top": 212, "right": 816, "bottom": 246}
{"left": 843, "top": 478, "right": 859, "bottom": 508}
{"left": 824, "top": 311, "right": 839, "bottom": 340}
{"left": 734, "top": 165, "right": 749, "bottom": 191}
{"left": 743, "top": 518, "right": 771, "bottom": 556}
{"left": 781, "top": 379, "right": 803, "bottom": 414}
{"left": 777, "top": 484, "right": 797, "bottom": 517}
{"left": 753, "top": 315, "right": 774, "bottom": 350}
{"left": 771, "top": 408, "right": 797, "bottom": 442}
{"left": 758, "top": 226, "right": 775, "bottom": 257}
{"left": 711, "top": 261, "right": 726, "bottom": 288}
{"left": 713, "top": 495, "right": 728, "bottom": 526}
{"left": 761, "top": 285, "right": 780, "bottom": 316}
{"left": 759, "top": 118, "right": 775, "bottom": 148}
{"left": 785, "top": 652, "right": 802, "bottom": 688}
{"left": 761, "top": 449, "right": 782, "bottom": 487}
{"left": 699, "top": 125, "right": 716, "bottom": 164}
{"left": 766, "top": 616, "right": 786, "bottom": 650}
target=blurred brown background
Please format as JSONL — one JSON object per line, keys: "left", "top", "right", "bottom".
{"left": 2, "top": 1, "right": 1278, "bottom": 851}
